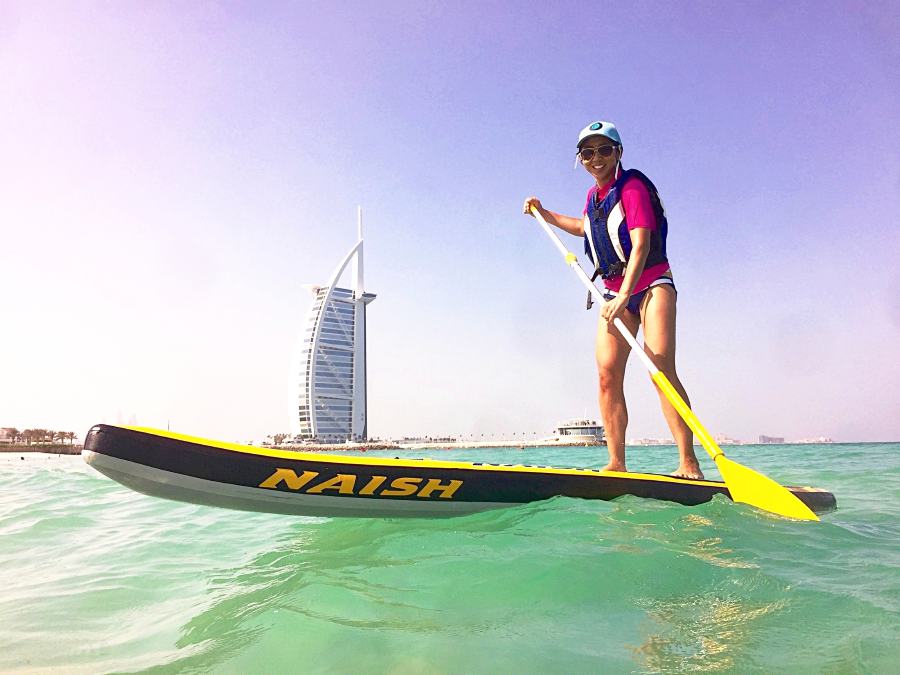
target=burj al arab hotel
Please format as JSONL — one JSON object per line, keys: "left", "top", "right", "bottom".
{"left": 292, "top": 209, "right": 376, "bottom": 442}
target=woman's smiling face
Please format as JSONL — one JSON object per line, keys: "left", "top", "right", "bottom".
{"left": 578, "top": 138, "right": 621, "bottom": 185}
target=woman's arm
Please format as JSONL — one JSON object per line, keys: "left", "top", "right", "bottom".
{"left": 523, "top": 197, "right": 584, "bottom": 237}
{"left": 600, "top": 228, "right": 651, "bottom": 323}
{"left": 617, "top": 228, "right": 651, "bottom": 297}
{"left": 600, "top": 177, "right": 658, "bottom": 322}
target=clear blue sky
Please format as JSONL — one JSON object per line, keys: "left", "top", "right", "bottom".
{"left": 2, "top": 1, "right": 898, "bottom": 443}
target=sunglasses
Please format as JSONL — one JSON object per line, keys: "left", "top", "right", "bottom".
{"left": 578, "top": 144, "right": 619, "bottom": 162}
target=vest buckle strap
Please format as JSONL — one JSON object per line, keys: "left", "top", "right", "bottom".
{"left": 601, "top": 261, "right": 626, "bottom": 279}
{"left": 586, "top": 267, "right": 605, "bottom": 310}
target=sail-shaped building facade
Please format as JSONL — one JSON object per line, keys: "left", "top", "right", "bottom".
{"left": 292, "top": 210, "right": 376, "bottom": 442}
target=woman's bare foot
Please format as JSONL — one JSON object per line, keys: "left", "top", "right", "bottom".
{"left": 671, "top": 459, "right": 704, "bottom": 480}
{"left": 600, "top": 462, "right": 628, "bottom": 473}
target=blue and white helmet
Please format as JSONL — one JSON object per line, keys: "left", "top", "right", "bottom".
{"left": 577, "top": 121, "right": 621, "bottom": 148}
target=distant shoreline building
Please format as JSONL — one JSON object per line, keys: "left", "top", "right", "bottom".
{"left": 554, "top": 419, "right": 605, "bottom": 444}
{"left": 759, "top": 435, "right": 785, "bottom": 444}
{"left": 291, "top": 208, "right": 376, "bottom": 443}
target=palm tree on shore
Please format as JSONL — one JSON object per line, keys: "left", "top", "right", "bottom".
{"left": 4, "top": 428, "right": 79, "bottom": 446}
{"left": 23, "top": 429, "right": 51, "bottom": 444}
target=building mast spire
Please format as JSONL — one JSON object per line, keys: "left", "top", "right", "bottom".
{"left": 353, "top": 205, "right": 364, "bottom": 298}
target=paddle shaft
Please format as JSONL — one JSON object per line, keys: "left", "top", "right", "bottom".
{"left": 530, "top": 206, "right": 724, "bottom": 462}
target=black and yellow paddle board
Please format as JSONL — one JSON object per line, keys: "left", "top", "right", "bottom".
{"left": 82, "top": 424, "right": 836, "bottom": 518}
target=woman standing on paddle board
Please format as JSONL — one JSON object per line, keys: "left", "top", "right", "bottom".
{"left": 524, "top": 121, "right": 704, "bottom": 479}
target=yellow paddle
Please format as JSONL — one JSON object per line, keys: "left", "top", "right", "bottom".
{"left": 530, "top": 206, "right": 818, "bottom": 521}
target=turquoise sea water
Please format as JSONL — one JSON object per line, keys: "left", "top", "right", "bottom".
{"left": 1, "top": 443, "right": 898, "bottom": 674}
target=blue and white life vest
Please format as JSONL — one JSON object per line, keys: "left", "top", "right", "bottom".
{"left": 584, "top": 169, "right": 669, "bottom": 280}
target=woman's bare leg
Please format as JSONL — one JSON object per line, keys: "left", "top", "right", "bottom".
{"left": 640, "top": 286, "right": 704, "bottom": 479}
{"left": 596, "top": 309, "right": 640, "bottom": 472}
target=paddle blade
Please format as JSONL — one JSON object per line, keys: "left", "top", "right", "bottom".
{"left": 715, "top": 455, "right": 819, "bottom": 521}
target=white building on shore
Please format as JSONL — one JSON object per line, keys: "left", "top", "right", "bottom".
{"left": 291, "top": 209, "right": 376, "bottom": 443}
